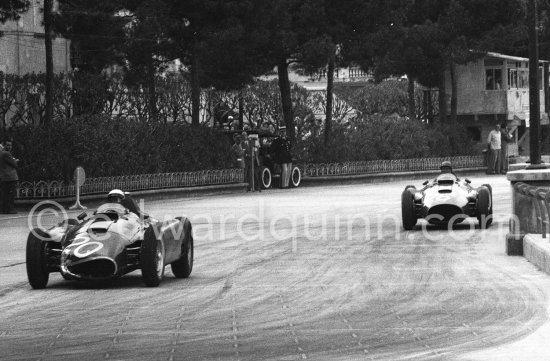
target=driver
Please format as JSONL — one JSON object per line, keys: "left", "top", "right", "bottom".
{"left": 440, "top": 161, "right": 453, "bottom": 174}
{"left": 437, "top": 161, "right": 459, "bottom": 181}
{"left": 103, "top": 189, "right": 144, "bottom": 218}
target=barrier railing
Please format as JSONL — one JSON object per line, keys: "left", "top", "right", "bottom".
{"left": 17, "top": 169, "right": 244, "bottom": 200}
{"left": 16, "top": 155, "right": 485, "bottom": 200}
{"left": 299, "top": 155, "right": 484, "bottom": 178}
{"left": 514, "top": 182, "right": 550, "bottom": 239}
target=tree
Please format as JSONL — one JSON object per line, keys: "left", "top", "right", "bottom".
{"left": 291, "top": 0, "right": 341, "bottom": 144}
{"left": 146, "top": 0, "right": 274, "bottom": 126}
{"left": 44, "top": 0, "right": 53, "bottom": 127}
{"left": 348, "top": 0, "right": 526, "bottom": 124}
{"left": 54, "top": 1, "right": 129, "bottom": 73}
{"left": 0, "top": 0, "right": 28, "bottom": 23}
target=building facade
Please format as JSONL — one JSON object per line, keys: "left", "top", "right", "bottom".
{"left": 0, "top": 0, "right": 70, "bottom": 75}
{"left": 443, "top": 52, "right": 549, "bottom": 155}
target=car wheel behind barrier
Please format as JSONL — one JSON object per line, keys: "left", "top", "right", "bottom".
{"left": 290, "top": 166, "right": 301, "bottom": 188}
{"left": 261, "top": 167, "right": 272, "bottom": 189}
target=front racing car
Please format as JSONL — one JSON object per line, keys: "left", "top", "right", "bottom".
{"left": 26, "top": 201, "right": 194, "bottom": 289}
{"left": 401, "top": 173, "right": 492, "bottom": 230}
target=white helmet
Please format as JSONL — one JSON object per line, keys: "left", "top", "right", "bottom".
{"left": 107, "top": 189, "right": 125, "bottom": 201}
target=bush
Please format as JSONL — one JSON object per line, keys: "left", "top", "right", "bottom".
{"left": 294, "top": 115, "right": 478, "bottom": 163}
{"left": 10, "top": 115, "right": 233, "bottom": 181}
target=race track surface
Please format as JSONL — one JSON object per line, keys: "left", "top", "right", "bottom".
{"left": 1, "top": 174, "right": 550, "bottom": 360}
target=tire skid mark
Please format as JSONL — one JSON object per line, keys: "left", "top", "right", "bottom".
{"left": 167, "top": 305, "right": 186, "bottom": 361}
{"left": 104, "top": 300, "right": 135, "bottom": 360}
{"left": 231, "top": 305, "right": 241, "bottom": 361}
{"left": 278, "top": 293, "right": 307, "bottom": 360}
{"left": 338, "top": 311, "right": 371, "bottom": 355}
{"left": 35, "top": 290, "right": 94, "bottom": 361}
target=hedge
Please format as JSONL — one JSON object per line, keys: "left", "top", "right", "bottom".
{"left": 10, "top": 115, "right": 233, "bottom": 181}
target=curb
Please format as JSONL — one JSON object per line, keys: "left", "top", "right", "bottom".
{"left": 524, "top": 234, "right": 550, "bottom": 275}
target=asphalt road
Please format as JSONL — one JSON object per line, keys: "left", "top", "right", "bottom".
{"left": 1, "top": 174, "right": 550, "bottom": 361}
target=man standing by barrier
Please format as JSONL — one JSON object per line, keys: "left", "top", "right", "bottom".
{"left": 499, "top": 123, "right": 514, "bottom": 174}
{"left": 486, "top": 124, "right": 501, "bottom": 175}
{"left": 270, "top": 126, "right": 292, "bottom": 188}
{"left": 0, "top": 138, "right": 19, "bottom": 214}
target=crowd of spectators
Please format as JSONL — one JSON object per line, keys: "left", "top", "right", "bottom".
{"left": 230, "top": 125, "right": 293, "bottom": 191}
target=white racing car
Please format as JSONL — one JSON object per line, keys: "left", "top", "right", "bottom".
{"left": 401, "top": 171, "right": 492, "bottom": 230}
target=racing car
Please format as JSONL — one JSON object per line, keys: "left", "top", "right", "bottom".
{"left": 401, "top": 172, "right": 492, "bottom": 230}
{"left": 26, "top": 191, "right": 194, "bottom": 289}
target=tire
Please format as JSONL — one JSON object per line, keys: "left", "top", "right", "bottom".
{"left": 481, "top": 183, "right": 493, "bottom": 213}
{"left": 477, "top": 186, "right": 492, "bottom": 228}
{"left": 172, "top": 219, "right": 194, "bottom": 278}
{"left": 401, "top": 189, "right": 417, "bottom": 230}
{"left": 141, "top": 227, "right": 165, "bottom": 287}
{"left": 26, "top": 229, "right": 50, "bottom": 289}
{"left": 290, "top": 166, "right": 301, "bottom": 188}
{"left": 261, "top": 166, "right": 272, "bottom": 189}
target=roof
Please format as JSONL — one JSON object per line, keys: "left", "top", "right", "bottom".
{"left": 484, "top": 51, "right": 549, "bottom": 64}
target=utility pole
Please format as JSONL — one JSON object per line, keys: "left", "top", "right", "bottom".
{"left": 528, "top": 0, "right": 543, "bottom": 167}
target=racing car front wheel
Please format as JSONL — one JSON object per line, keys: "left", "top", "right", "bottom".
{"left": 401, "top": 187, "right": 417, "bottom": 230}
{"left": 26, "top": 229, "right": 50, "bottom": 289}
{"left": 477, "top": 186, "right": 493, "bottom": 229}
{"left": 141, "top": 228, "right": 165, "bottom": 287}
{"left": 290, "top": 166, "right": 301, "bottom": 188}
{"left": 261, "top": 167, "right": 272, "bottom": 189}
{"left": 172, "top": 219, "right": 194, "bottom": 278}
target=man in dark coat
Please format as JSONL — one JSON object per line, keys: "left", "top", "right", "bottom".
{"left": 0, "top": 139, "right": 19, "bottom": 214}
{"left": 270, "top": 127, "right": 292, "bottom": 188}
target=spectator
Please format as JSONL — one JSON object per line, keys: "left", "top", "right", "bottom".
{"left": 486, "top": 124, "right": 501, "bottom": 175}
{"left": 270, "top": 126, "right": 293, "bottom": 188}
{"left": 230, "top": 133, "right": 246, "bottom": 182}
{"left": 499, "top": 123, "right": 514, "bottom": 174}
{"left": 244, "top": 135, "right": 262, "bottom": 192}
{"left": 0, "top": 138, "right": 19, "bottom": 214}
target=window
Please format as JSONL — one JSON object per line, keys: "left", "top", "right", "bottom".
{"left": 486, "top": 68, "right": 502, "bottom": 90}
{"left": 519, "top": 70, "right": 529, "bottom": 88}
{"left": 508, "top": 69, "right": 518, "bottom": 89}
{"left": 466, "top": 126, "right": 481, "bottom": 142}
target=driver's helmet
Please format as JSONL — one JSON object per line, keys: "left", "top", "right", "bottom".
{"left": 440, "top": 161, "right": 453, "bottom": 173}
{"left": 106, "top": 189, "right": 125, "bottom": 203}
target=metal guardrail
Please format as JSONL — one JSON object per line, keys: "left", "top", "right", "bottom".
{"left": 514, "top": 182, "right": 550, "bottom": 239}
{"left": 16, "top": 155, "right": 485, "bottom": 200}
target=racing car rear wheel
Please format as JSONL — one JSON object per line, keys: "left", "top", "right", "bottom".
{"left": 141, "top": 228, "right": 165, "bottom": 287}
{"left": 261, "top": 167, "right": 272, "bottom": 189}
{"left": 172, "top": 219, "right": 194, "bottom": 278}
{"left": 290, "top": 166, "right": 301, "bottom": 188}
{"left": 477, "top": 186, "right": 493, "bottom": 229}
{"left": 26, "top": 229, "right": 50, "bottom": 289}
{"left": 401, "top": 188, "right": 417, "bottom": 230}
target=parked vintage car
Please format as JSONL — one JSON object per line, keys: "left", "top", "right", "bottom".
{"left": 26, "top": 193, "right": 194, "bottom": 289}
{"left": 224, "top": 130, "right": 301, "bottom": 189}
{"left": 401, "top": 173, "right": 492, "bottom": 230}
